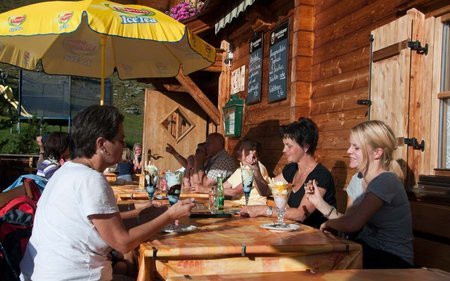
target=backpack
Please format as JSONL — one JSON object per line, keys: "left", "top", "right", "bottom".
{"left": 0, "top": 179, "right": 40, "bottom": 281}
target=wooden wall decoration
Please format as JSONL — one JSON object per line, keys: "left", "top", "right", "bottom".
{"left": 246, "top": 32, "right": 263, "bottom": 104}
{"left": 142, "top": 89, "right": 208, "bottom": 172}
{"left": 268, "top": 21, "right": 289, "bottom": 103}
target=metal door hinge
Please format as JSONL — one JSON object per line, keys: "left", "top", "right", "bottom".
{"left": 408, "top": 40, "right": 428, "bottom": 55}
{"left": 404, "top": 137, "right": 425, "bottom": 151}
{"left": 357, "top": 99, "right": 371, "bottom": 106}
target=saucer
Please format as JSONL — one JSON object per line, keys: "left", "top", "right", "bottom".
{"left": 162, "top": 224, "right": 197, "bottom": 233}
{"left": 260, "top": 223, "right": 301, "bottom": 232}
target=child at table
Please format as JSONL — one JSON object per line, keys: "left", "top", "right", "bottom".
{"left": 115, "top": 147, "right": 134, "bottom": 184}
{"left": 223, "top": 139, "right": 270, "bottom": 206}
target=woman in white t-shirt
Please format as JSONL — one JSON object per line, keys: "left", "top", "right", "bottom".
{"left": 20, "top": 105, "right": 195, "bottom": 281}
{"left": 224, "top": 139, "right": 270, "bottom": 206}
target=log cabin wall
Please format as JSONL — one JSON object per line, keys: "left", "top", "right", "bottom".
{"left": 311, "top": 0, "right": 416, "bottom": 211}
{"left": 218, "top": 0, "right": 311, "bottom": 176}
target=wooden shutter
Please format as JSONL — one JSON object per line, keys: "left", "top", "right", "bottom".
{"left": 370, "top": 9, "right": 439, "bottom": 187}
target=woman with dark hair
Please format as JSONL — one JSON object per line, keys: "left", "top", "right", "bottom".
{"left": 36, "top": 132, "right": 71, "bottom": 181}
{"left": 240, "top": 117, "right": 336, "bottom": 228}
{"left": 20, "top": 105, "right": 195, "bottom": 281}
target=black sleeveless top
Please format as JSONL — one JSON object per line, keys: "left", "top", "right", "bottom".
{"left": 282, "top": 163, "right": 336, "bottom": 228}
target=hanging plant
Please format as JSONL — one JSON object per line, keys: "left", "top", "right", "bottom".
{"left": 167, "top": 1, "right": 204, "bottom": 21}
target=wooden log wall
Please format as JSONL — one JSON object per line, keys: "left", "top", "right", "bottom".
{"left": 312, "top": 0, "right": 414, "bottom": 210}
{"left": 220, "top": 0, "right": 300, "bottom": 176}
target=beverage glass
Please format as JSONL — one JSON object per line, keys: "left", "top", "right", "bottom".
{"left": 268, "top": 182, "right": 292, "bottom": 227}
{"left": 165, "top": 170, "right": 183, "bottom": 229}
{"left": 145, "top": 173, "right": 158, "bottom": 203}
{"left": 241, "top": 165, "right": 254, "bottom": 206}
{"left": 144, "top": 164, "right": 159, "bottom": 203}
{"left": 208, "top": 186, "right": 217, "bottom": 213}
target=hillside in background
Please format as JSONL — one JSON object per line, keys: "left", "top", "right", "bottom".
{"left": 0, "top": 64, "right": 148, "bottom": 153}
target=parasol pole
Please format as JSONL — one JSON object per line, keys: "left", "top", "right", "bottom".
{"left": 100, "top": 35, "right": 106, "bottom": 105}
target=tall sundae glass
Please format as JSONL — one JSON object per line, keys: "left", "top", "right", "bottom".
{"left": 241, "top": 165, "right": 254, "bottom": 206}
{"left": 165, "top": 170, "right": 184, "bottom": 230}
{"left": 144, "top": 164, "right": 159, "bottom": 204}
{"left": 268, "top": 181, "right": 293, "bottom": 227}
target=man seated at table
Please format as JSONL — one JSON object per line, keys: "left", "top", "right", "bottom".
{"left": 224, "top": 139, "right": 271, "bottom": 206}
{"left": 191, "top": 133, "right": 238, "bottom": 192}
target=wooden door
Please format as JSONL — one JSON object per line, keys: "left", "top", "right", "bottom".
{"left": 370, "top": 9, "right": 436, "bottom": 187}
{"left": 142, "top": 89, "right": 208, "bottom": 172}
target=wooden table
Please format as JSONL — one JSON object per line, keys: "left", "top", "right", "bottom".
{"left": 137, "top": 216, "right": 362, "bottom": 281}
{"left": 167, "top": 268, "right": 450, "bottom": 281}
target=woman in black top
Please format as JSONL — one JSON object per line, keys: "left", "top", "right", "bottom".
{"left": 240, "top": 117, "right": 336, "bottom": 228}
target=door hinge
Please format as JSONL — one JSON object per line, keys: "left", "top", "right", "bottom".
{"left": 408, "top": 40, "right": 428, "bottom": 55}
{"left": 404, "top": 137, "right": 425, "bottom": 151}
{"left": 357, "top": 99, "right": 371, "bottom": 106}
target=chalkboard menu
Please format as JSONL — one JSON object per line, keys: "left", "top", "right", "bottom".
{"left": 246, "top": 33, "right": 263, "bottom": 104}
{"left": 268, "top": 21, "right": 289, "bottom": 102}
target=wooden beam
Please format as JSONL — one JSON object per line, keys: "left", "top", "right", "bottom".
{"left": 176, "top": 70, "right": 220, "bottom": 125}
{"left": 163, "top": 83, "right": 187, "bottom": 92}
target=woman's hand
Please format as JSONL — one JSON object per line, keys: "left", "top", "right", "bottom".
{"left": 166, "top": 198, "right": 195, "bottom": 220}
{"left": 306, "top": 180, "right": 325, "bottom": 208}
{"left": 239, "top": 205, "right": 266, "bottom": 218}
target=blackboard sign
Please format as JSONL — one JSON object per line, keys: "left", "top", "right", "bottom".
{"left": 246, "top": 33, "right": 263, "bottom": 104}
{"left": 268, "top": 21, "right": 289, "bottom": 102}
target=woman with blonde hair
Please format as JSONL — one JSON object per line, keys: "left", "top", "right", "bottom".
{"left": 321, "top": 120, "right": 413, "bottom": 269}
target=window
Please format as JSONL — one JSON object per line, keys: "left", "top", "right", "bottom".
{"left": 438, "top": 23, "right": 450, "bottom": 168}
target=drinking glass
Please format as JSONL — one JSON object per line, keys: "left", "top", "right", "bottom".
{"left": 165, "top": 171, "right": 183, "bottom": 229}
{"left": 143, "top": 163, "right": 159, "bottom": 199}
{"left": 208, "top": 186, "right": 217, "bottom": 213}
{"left": 241, "top": 165, "right": 254, "bottom": 206}
{"left": 145, "top": 173, "right": 158, "bottom": 204}
{"left": 269, "top": 182, "right": 292, "bottom": 227}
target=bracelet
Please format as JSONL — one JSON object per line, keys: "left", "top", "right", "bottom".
{"left": 324, "top": 207, "right": 335, "bottom": 219}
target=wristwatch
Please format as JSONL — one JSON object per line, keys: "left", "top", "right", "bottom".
{"left": 266, "top": 206, "right": 273, "bottom": 217}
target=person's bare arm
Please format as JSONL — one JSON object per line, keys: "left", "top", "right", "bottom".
{"left": 306, "top": 180, "right": 342, "bottom": 219}
{"left": 36, "top": 135, "right": 45, "bottom": 166}
{"left": 322, "top": 193, "right": 383, "bottom": 233}
{"left": 166, "top": 143, "right": 187, "bottom": 168}
{"left": 223, "top": 180, "right": 243, "bottom": 197}
{"left": 252, "top": 164, "right": 270, "bottom": 196}
{"left": 91, "top": 199, "right": 194, "bottom": 254}
{"left": 283, "top": 184, "right": 327, "bottom": 222}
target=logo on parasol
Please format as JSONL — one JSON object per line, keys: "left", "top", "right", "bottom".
{"left": 8, "top": 15, "right": 26, "bottom": 32}
{"left": 58, "top": 12, "right": 73, "bottom": 24}
{"left": 63, "top": 39, "right": 98, "bottom": 56}
{"left": 104, "top": 3, "right": 157, "bottom": 24}
{"left": 8, "top": 15, "right": 26, "bottom": 26}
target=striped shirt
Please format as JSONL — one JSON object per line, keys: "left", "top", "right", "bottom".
{"left": 36, "top": 159, "right": 61, "bottom": 181}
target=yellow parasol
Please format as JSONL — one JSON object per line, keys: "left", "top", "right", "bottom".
{"left": 0, "top": 0, "right": 215, "bottom": 104}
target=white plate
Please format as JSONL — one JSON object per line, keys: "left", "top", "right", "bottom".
{"left": 162, "top": 224, "right": 197, "bottom": 233}
{"left": 260, "top": 223, "right": 300, "bottom": 232}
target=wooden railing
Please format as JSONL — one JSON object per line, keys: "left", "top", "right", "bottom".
{"left": 0, "top": 154, "right": 38, "bottom": 190}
